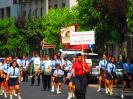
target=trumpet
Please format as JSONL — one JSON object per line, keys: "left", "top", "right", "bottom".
{"left": 30, "top": 68, "right": 41, "bottom": 78}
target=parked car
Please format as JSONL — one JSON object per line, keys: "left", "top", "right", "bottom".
{"left": 89, "top": 60, "right": 99, "bottom": 82}
{"left": 84, "top": 53, "right": 99, "bottom": 83}
{"left": 59, "top": 49, "right": 82, "bottom": 61}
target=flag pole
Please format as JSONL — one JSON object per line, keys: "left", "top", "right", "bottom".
{"left": 81, "top": 37, "right": 85, "bottom": 73}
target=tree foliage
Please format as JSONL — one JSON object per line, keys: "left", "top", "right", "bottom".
{"left": 0, "top": 18, "right": 28, "bottom": 56}
{"left": 127, "top": 0, "right": 133, "bottom": 33}
{"left": 77, "top": 0, "right": 128, "bottom": 48}
{"left": 41, "top": 8, "right": 77, "bottom": 49}
{"left": 19, "top": 17, "right": 44, "bottom": 53}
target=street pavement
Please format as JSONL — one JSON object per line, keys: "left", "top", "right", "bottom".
{"left": 0, "top": 79, "right": 133, "bottom": 99}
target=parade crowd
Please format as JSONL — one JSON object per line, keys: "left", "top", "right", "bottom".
{"left": 0, "top": 52, "right": 133, "bottom": 99}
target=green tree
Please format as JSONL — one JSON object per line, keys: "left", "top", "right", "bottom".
{"left": 17, "top": 17, "right": 44, "bottom": 54}
{"left": 41, "top": 8, "right": 77, "bottom": 49}
{"left": 0, "top": 18, "right": 28, "bottom": 56}
{"left": 77, "top": 0, "right": 128, "bottom": 53}
{"left": 127, "top": 0, "right": 133, "bottom": 33}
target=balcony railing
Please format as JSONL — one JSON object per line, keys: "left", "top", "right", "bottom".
{"left": 13, "top": 0, "right": 32, "bottom": 4}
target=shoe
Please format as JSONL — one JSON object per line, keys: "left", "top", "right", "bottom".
{"left": 97, "top": 89, "right": 101, "bottom": 92}
{"left": 14, "top": 92, "right": 17, "bottom": 96}
{"left": 10, "top": 95, "right": 13, "bottom": 99}
{"left": 106, "top": 91, "right": 109, "bottom": 94}
{"left": 121, "top": 94, "right": 124, "bottom": 99}
{"left": 67, "top": 97, "right": 71, "bottom": 99}
{"left": 51, "top": 89, "right": 54, "bottom": 93}
{"left": 57, "top": 91, "right": 61, "bottom": 94}
{"left": 18, "top": 95, "right": 22, "bottom": 99}
{"left": 110, "top": 92, "right": 113, "bottom": 96}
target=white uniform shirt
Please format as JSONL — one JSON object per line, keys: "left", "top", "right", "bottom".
{"left": 33, "top": 57, "right": 41, "bottom": 72}
{"left": 22, "top": 60, "right": 29, "bottom": 70}
{"left": 16, "top": 59, "right": 22, "bottom": 67}
{"left": 7, "top": 67, "right": 20, "bottom": 78}
{"left": 63, "top": 60, "right": 72, "bottom": 71}
{"left": 42, "top": 60, "right": 52, "bottom": 73}
{"left": 2, "top": 63, "right": 10, "bottom": 74}
{"left": 53, "top": 69, "right": 64, "bottom": 77}
{"left": 99, "top": 60, "right": 107, "bottom": 70}
{"left": 0, "top": 65, "right": 2, "bottom": 71}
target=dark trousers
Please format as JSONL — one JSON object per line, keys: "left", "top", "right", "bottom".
{"left": 31, "top": 71, "right": 40, "bottom": 86}
{"left": 23, "top": 71, "right": 28, "bottom": 82}
{"left": 74, "top": 75, "right": 87, "bottom": 99}
{"left": 42, "top": 73, "right": 51, "bottom": 90}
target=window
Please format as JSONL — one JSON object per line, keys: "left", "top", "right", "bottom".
{"left": 48, "top": 5, "right": 52, "bottom": 9}
{"left": 13, "top": 0, "right": 19, "bottom": 4}
{"left": 28, "top": 9, "right": 32, "bottom": 19}
{"left": 62, "top": 3, "right": 66, "bottom": 8}
{"left": 35, "top": 9, "right": 38, "bottom": 17}
{"left": 6, "top": 7, "right": 11, "bottom": 18}
{"left": 54, "top": 4, "right": 58, "bottom": 8}
{"left": 1, "top": 8, "right": 4, "bottom": 19}
{"left": 22, "top": 10, "right": 26, "bottom": 17}
{"left": 41, "top": 7, "right": 43, "bottom": 16}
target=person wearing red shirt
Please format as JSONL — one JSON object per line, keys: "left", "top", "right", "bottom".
{"left": 69, "top": 53, "right": 89, "bottom": 99}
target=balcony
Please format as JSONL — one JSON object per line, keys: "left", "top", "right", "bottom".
{"left": 13, "top": 0, "right": 32, "bottom": 4}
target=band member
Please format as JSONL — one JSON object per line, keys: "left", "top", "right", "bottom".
{"left": 0, "top": 61, "right": 4, "bottom": 96}
{"left": 22, "top": 55, "right": 30, "bottom": 82}
{"left": 31, "top": 53, "right": 41, "bottom": 86}
{"left": 69, "top": 53, "right": 89, "bottom": 99}
{"left": 53, "top": 63, "right": 64, "bottom": 94}
{"left": 62, "top": 56, "right": 72, "bottom": 78}
{"left": 41, "top": 55, "right": 52, "bottom": 91}
{"left": 6, "top": 60, "right": 22, "bottom": 99}
{"left": 16, "top": 57, "right": 22, "bottom": 67}
{"left": 129, "top": 59, "right": 133, "bottom": 91}
{"left": 97, "top": 54, "right": 107, "bottom": 92}
{"left": 51, "top": 54, "right": 58, "bottom": 92}
{"left": 67, "top": 56, "right": 77, "bottom": 99}
{"left": 121, "top": 58, "right": 132, "bottom": 98}
{"left": 1, "top": 58, "right": 11, "bottom": 98}
{"left": 106, "top": 57, "right": 116, "bottom": 95}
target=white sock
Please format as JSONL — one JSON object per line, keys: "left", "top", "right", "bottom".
{"left": 67, "top": 92, "right": 71, "bottom": 99}
{"left": 10, "top": 95, "right": 13, "bottom": 99}
{"left": 51, "top": 85, "right": 54, "bottom": 91}
{"left": 18, "top": 93, "right": 22, "bottom": 99}
{"left": 4, "top": 92, "right": 7, "bottom": 98}
{"left": 69, "top": 92, "right": 72, "bottom": 98}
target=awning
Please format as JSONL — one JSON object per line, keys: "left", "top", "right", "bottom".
{"left": 41, "top": 40, "right": 56, "bottom": 49}
{"left": 65, "top": 44, "right": 89, "bottom": 50}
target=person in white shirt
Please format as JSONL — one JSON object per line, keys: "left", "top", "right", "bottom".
{"left": 31, "top": 54, "right": 41, "bottom": 86}
{"left": 16, "top": 57, "right": 22, "bottom": 67}
{"left": 62, "top": 56, "right": 72, "bottom": 77}
{"left": 53, "top": 63, "right": 64, "bottom": 94}
{"left": 22, "top": 55, "right": 30, "bottom": 82}
{"left": 6, "top": 60, "right": 22, "bottom": 99}
{"left": 41, "top": 55, "right": 52, "bottom": 91}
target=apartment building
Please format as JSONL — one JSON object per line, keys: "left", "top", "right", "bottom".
{"left": 0, "top": 0, "right": 12, "bottom": 18}
{"left": 0, "top": 0, "right": 77, "bottom": 19}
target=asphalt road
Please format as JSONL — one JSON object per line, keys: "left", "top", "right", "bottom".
{"left": 0, "top": 79, "right": 133, "bottom": 99}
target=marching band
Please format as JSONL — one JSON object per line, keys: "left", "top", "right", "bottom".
{"left": 0, "top": 53, "right": 133, "bottom": 99}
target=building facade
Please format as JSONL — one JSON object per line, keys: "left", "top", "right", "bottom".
{"left": 0, "top": 0, "right": 77, "bottom": 20}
